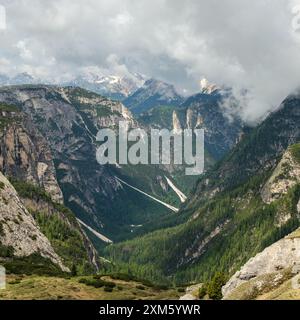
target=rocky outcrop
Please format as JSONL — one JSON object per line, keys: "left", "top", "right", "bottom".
{"left": 261, "top": 148, "right": 300, "bottom": 204}
{"left": 0, "top": 172, "right": 68, "bottom": 272}
{"left": 172, "top": 111, "right": 182, "bottom": 134}
{"left": 179, "top": 283, "right": 202, "bottom": 300}
{"left": 222, "top": 228, "right": 300, "bottom": 299}
{"left": 195, "top": 115, "right": 204, "bottom": 128}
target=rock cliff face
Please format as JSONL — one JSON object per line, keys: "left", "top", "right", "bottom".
{"left": 0, "top": 172, "right": 68, "bottom": 271}
{"left": 261, "top": 147, "right": 300, "bottom": 204}
{"left": 180, "top": 92, "right": 243, "bottom": 160}
{"left": 0, "top": 106, "right": 63, "bottom": 203}
{"left": 172, "top": 111, "right": 182, "bottom": 133}
{"left": 222, "top": 228, "right": 300, "bottom": 300}
{"left": 138, "top": 91, "right": 243, "bottom": 163}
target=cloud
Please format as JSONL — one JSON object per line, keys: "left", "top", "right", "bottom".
{"left": 0, "top": 0, "right": 300, "bottom": 122}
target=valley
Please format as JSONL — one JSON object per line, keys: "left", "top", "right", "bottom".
{"left": 0, "top": 79, "right": 300, "bottom": 301}
{"left": 1, "top": 0, "right": 300, "bottom": 306}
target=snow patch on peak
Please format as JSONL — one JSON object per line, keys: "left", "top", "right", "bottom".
{"left": 200, "top": 78, "right": 219, "bottom": 94}
{"left": 69, "top": 71, "right": 147, "bottom": 99}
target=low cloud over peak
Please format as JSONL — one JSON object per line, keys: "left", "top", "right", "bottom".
{"left": 0, "top": 0, "right": 300, "bottom": 123}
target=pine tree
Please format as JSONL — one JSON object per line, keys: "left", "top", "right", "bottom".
{"left": 207, "top": 272, "right": 227, "bottom": 300}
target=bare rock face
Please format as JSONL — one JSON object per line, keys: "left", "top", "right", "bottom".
{"left": 172, "top": 110, "right": 182, "bottom": 134}
{"left": 0, "top": 172, "right": 69, "bottom": 272}
{"left": 0, "top": 109, "right": 63, "bottom": 203}
{"left": 222, "top": 229, "right": 300, "bottom": 299}
{"left": 261, "top": 149, "right": 300, "bottom": 204}
{"left": 72, "top": 88, "right": 136, "bottom": 129}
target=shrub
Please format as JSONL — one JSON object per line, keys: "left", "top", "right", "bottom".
{"left": 154, "top": 284, "right": 169, "bottom": 290}
{"left": 198, "top": 284, "right": 207, "bottom": 299}
{"left": 104, "top": 286, "right": 113, "bottom": 292}
{"left": 110, "top": 273, "right": 134, "bottom": 282}
{"left": 207, "top": 272, "right": 227, "bottom": 300}
{"left": 3, "top": 253, "right": 65, "bottom": 276}
{"left": 78, "top": 277, "right": 115, "bottom": 289}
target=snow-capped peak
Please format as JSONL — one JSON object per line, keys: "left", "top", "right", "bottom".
{"left": 69, "top": 70, "right": 147, "bottom": 99}
{"left": 200, "top": 78, "right": 219, "bottom": 94}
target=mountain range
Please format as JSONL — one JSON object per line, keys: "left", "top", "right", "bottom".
{"left": 0, "top": 74, "right": 300, "bottom": 300}
{"left": 0, "top": 71, "right": 146, "bottom": 101}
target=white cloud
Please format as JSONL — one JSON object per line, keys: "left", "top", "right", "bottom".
{"left": 0, "top": 0, "right": 299, "bottom": 122}
{"left": 110, "top": 11, "right": 133, "bottom": 26}
{"left": 15, "top": 40, "right": 33, "bottom": 60}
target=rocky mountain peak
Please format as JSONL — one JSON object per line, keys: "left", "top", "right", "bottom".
{"left": 67, "top": 71, "right": 146, "bottom": 100}
{"left": 142, "top": 79, "right": 180, "bottom": 100}
{"left": 124, "top": 79, "right": 184, "bottom": 114}
{"left": 200, "top": 78, "right": 219, "bottom": 94}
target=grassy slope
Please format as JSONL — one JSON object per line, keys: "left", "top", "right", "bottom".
{"left": 0, "top": 274, "right": 180, "bottom": 300}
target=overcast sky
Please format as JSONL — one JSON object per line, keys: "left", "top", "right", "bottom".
{"left": 0, "top": 0, "right": 300, "bottom": 122}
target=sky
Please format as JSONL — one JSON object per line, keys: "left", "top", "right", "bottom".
{"left": 0, "top": 0, "right": 300, "bottom": 123}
